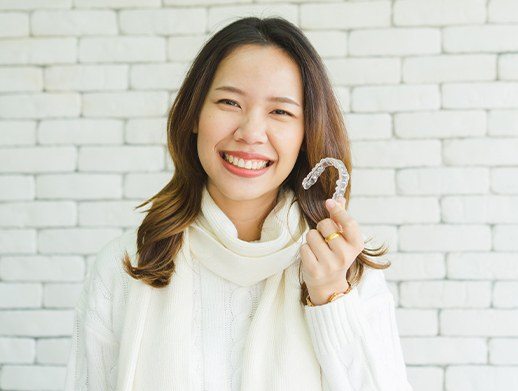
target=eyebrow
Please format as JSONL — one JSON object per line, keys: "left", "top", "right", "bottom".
{"left": 214, "top": 85, "right": 301, "bottom": 108}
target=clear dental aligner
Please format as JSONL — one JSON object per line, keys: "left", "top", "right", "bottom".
{"left": 302, "top": 157, "right": 350, "bottom": 202}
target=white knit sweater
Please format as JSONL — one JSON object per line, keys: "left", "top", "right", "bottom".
{"left": 65, "top": 229, "right": 412, "bottom": 391}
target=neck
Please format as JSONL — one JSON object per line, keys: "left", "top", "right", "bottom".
{"left": 206, "top": 183, "right": 279, "bottom": 242}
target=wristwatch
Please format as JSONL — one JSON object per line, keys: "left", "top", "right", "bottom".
{"left": 306, "top": 283, "right": 352, "bottom": 307}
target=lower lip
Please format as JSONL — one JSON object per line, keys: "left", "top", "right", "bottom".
{"left": 219, "top": 153, "right": 273, "bottom": 178}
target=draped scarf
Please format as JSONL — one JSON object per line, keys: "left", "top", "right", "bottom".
{"left": 115, "top": 185, "right": 323, "bottom": 390}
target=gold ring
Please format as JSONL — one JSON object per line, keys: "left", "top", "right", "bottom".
{"left": 324, "top": 230, "right": 342, "bottom": 243}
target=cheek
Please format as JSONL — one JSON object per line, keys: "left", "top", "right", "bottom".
{"left": 276, "top": 127, "right": 304, "bottom": 152}
{"left": 271, "top": 133, "right": 304, "bottom": 163}
{"left": 196, "top": 133, "right": 218, "bottom": 167}
{"left": 197, "top": 116, "right": 229, "bottom": 151}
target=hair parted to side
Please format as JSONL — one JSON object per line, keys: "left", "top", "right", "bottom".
{"left": 123, "top": 16, "right": 391, "bottom": 305}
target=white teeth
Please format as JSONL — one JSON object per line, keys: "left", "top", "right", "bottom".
{"left": 223, "top": 153, "right": 269, "bottom": 170}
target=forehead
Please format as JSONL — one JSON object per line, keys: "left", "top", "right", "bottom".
{"left": 211, "top": 45, "right": 303, "bottom": 104}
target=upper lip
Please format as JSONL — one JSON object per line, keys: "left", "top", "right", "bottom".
{"left": 220, "top": 150, "right": 275, "bottom": 162}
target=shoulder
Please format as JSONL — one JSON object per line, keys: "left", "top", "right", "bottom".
{"left": 76, "top": 230, "right": 138, "bottom": 338}
{"left": 88, "top": 228, "right": 138, "bottom": 291}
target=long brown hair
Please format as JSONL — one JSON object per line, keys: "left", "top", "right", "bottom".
{"left": 123, "top": 16, "right": 390, "bottom": 304}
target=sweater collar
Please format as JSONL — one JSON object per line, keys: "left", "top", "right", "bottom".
{"left": 188, "top": 184, "right": 309, "bottom": 286}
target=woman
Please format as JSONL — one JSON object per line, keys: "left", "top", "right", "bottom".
{"left": 65, "top": 16, "right": 412, "bottom": 391}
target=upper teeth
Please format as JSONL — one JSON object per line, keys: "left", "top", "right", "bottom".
{"left": 223, "top": 153, "right": 270, "bottom": 170}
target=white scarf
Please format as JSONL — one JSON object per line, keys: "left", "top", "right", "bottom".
{"left": 115, "top": 185, "right": 322, "bottom": 390}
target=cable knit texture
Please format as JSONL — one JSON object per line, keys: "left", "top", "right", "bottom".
{"left": 65, "top": 186, "right": 413, "bottom": 391}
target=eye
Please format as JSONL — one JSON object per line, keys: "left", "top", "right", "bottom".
{"left": 272, "top": 109, "right": 293, "bottom": 117}
{"left": 217, "top": 99, "right": 293, "bottom": 117}
{"left": 218, "top": 99, "right": 240, "bottom": 107}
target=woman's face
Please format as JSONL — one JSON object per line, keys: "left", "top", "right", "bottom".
{"left": 194, "top": 44, "right": 304, "bottom": 203}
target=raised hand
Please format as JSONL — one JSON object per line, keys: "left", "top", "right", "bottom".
{"left": 300, "top": 197, "right": 365, "bottom": 305}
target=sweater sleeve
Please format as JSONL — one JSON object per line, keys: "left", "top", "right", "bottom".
{"left": 64, "top": 252, "right": 120, "bottom": 391}
{"left": 303, "top": 270, "right": 413, "bottom": 391}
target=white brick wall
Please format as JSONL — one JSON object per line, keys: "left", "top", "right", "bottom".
{"left": 0, "top": 1, "right": 517, "bottom": 390}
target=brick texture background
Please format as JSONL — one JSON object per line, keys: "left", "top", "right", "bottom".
{"left": 0, "top": 0, "right": 517, "bottom": 390}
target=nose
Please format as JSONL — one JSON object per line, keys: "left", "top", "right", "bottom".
{"left": 234, "top": 113, "right": 269, "bottom": 145}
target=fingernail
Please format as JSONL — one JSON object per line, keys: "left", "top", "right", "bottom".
{"left": 325, "top": 199, "right": 336, "bottom": 209}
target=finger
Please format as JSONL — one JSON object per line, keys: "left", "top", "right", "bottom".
{"left": 315, "top": 217, "right": 352, "bottom": 256}
{"left": 338, "top": 197, "right": 346, "bottom": 228}
{"left": 305, "top": 229, "right": 337, "bottom": 266}
{"left": 338, "top": 196, "right": 346, "bottom": 209}
{"left": 300, "top": 242, "right": 319, "bottom": 274}
{"left": 325, "top": 199, "right": 364, "bottom": 249}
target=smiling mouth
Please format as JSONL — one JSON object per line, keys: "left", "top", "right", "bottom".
{"left": 219, "top": 152, "right": 274, "bottom": 167}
